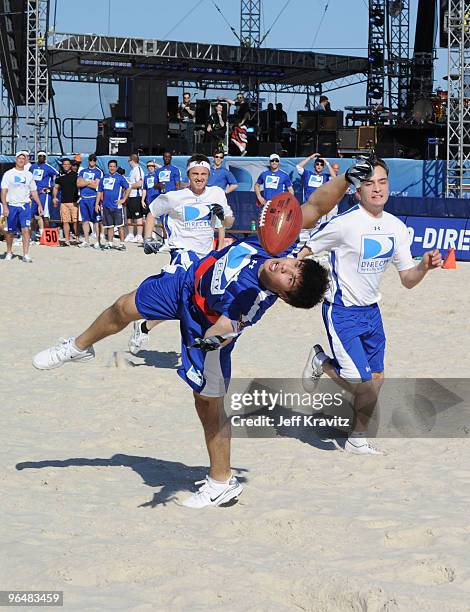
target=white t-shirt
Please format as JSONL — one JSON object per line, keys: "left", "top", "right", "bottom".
{"left": 149, "top": 186, "right": 233, "bottom": 257}
{"left": 1, "top": 168, "right": 37, "bottom": 206}
{"left": 306, "top": 204, "right": 414, "bottom": 307}
{"left": 128, "top": 165, "right": 144, "bottom": 197}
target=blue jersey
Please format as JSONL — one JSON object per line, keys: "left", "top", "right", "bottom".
{"left": 156, "top": 164, "right": 181, "bottom": 193}
{"left": 192, "top": 236, "right": 279, "bottom": 329}
{"left": 207, "top": 165, "right": 237, "bottom": 190}
{"left": 78, "top": 166, "right": 104, "bottom": 199}
{"left": 29, "top": 162, "right": 58, "bottom": 192}
{"left": 256, "top": 169, "right": 292, "bottom": 201}
{"left": 300, "top": 170, "right": 329, "bottom": 201}
{"left": 143, "top": 173, "right": 160, "bottom": 204}
{"left": 98, "top": 173, "right": 130, "bottom": 209}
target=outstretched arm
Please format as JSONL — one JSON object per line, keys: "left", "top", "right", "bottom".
{"left": 301, "top": 173, "right": 348, "bottom": 229}
{"left": 399, "top": 250, "right": 442, "bottom": 288}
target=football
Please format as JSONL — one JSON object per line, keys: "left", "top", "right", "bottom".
{"left": 258, "top": 192, "right": 303, "bottom": 255}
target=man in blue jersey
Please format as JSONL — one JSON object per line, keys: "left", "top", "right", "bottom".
{"left": 156, "top": 151, "right": 181, "bottom": 194}
{"left": 77, "top": 154, "right": 103, "bottom": 248}
{"left": 296, "top": 153, "right": 336, "bottom": 203}
{"left": 207, "top": 150, "right": 238, "bottom": 194}
{"left": 300, "top": 157, "right": 442, "bottom": 455}
{"left": 33, "top": 164, "right": 367, "bottom": 507}
{"left": 29, "top": 151, "right": 58, "bottom": 236}
{"left": 141, "top": 159, "right": 160, "bottom": 209}
{"left": 254, "top": 153, "right": 294, "bottom": 206}
{"left": 95, "top": 160, "right": 131, "bottom": 251}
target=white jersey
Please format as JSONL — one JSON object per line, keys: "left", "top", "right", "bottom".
{"left": 1, "top": 168, "right": 37, "bottom": 206}
{"left": 149, "top": 186, "right": 233, "bottom": 257}
{"left": 128, "top": 165, "right": 144, "bottom": 197}
{"left": 306, "top": 204, "right": 414, "bottom": 307}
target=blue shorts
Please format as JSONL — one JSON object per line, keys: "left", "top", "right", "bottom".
{"left": 31, "top": 192, "right": 51, "bottom": 217}
{"left": 6, "top": 204, "right": 31, "bottom": 233}
{"left": 135, "top": 266, "right": 234, "bottom": 397}
{"left": 80, "top": 197, "right": 97, "bottom": 223}
{"left": 169, "top": 249, "right": 202, "bottom": 270}
{"left": 322, "top": 301, "right": 385, "bottom": 382}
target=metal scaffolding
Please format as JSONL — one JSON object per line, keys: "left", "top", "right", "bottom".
{"left": 0, "top": 73, "right": 16, "bottom": 154}
{"left": 240, "top": 0, "right": 261, "bottom": 47}
{"left": 367, "top": 1, "right": 386, "bottom": 108}
{"left": 25, "top": 0, "right": 49, "bottom": 155}
{"left": 446, "top": 0, "right": 470, "bottom": 197}
{"left": 387, "top": 0, "right": 410, "bottom": 119}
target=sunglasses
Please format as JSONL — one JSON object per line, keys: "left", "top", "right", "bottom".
{"left": 214, "top": 155, "right": 224, "bottom": 159}
{"left": 147, "top": 165, "right": 156, "bottom": 168}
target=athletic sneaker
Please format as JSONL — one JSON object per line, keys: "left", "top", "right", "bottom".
{"left": 116, "top": 242, "right": 126, "bottom": 251}
{"left": 103, "top": 242, "right": 113, "bottom": 250}
{"left": 93, "top": 242, "right": 101, "bottom": 250}
{"left": 124, "top": 234, "right": 135, "bottom": 242}
{"left": 5, "top": 252, "right": 13, "bottom": 261}
{"left": 33, "top": 337, "right": 95, "bottom": 370}
{"left": 183, "top": 475, "right": 243, "bottom": 508}
{"left": 344, "top": 436, "right": 383, "bottom": 455}
{"left": 78, "top": 241, "right": 90, "bottom": 248}
{"left": 128, "top": 320, "right": 149, "bottom": 355}
{"left": 302, "top": 344, "right": 328, "bottom": 392}
{"left": 134, "top": 234, "right": 143, "bottom": 243}
{"left": 22, "top": 254, "right": 33, "bottom": 263}
{"left": 63, "top": 240, "right": 71, "bottom": 247}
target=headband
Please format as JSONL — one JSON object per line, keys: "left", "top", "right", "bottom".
{"left": 187, "top": 161, "right": 210, "bottom": 171}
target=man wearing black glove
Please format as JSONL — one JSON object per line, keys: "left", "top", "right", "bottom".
{"left": 300, "top": 156, "right": 442, "bottom": 457}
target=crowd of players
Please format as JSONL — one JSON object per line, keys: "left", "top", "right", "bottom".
{"left": 0, "top": 147, "right": 340, "bottom": 262}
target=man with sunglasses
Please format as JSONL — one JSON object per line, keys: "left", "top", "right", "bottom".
{"left": 254, "top": 153, "right": 294, "bottom": 206}
{"left": 141, "top": 160, "right": 161, "bottom": 209}
{"left": 297, "top": 153, "right": 337, "bottom": 223}
{"left": 207, "top": 150, "right": 238, "bottom": 194}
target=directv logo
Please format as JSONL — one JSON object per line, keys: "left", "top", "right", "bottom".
{"left": 409, "top": 227, "right": 470, "bottom": 252}
{"left": 358, "top": 235, "right": 395, "bottom": 274}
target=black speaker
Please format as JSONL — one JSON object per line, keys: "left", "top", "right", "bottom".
{"left": 193, "top": 142, "right": 213, "bottom": 155}
{"left": 317, "top": 132, "right": 338, "bottom": 157}
{"left": 258, "top": 142, "right": 283, "bottom": 156}
{"left": 318, "top": 112, "right": 343, "bottom": 132}
{"left": 297, "top": 111, "right": 317, "bottom": 131}
{"left": 337, "top": 128, "right": 358, "bottom": 149}
{"left": 195, "top": 100, "right": 211, "bottom": 125}
{"left": 117, "top": 141, "right": 132, "bottom": 156}
{"left": 167, "top": 96, "right": 179, "bottom": 120}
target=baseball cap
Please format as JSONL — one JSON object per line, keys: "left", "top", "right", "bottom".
{"left": 15, "top": 150, "right": 29, "bottom": 158}
{"left": 269, "top": 153, "right": 280, "bottom": 161}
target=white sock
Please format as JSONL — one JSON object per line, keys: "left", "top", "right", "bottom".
{"left": 208, "top": 475, "right": 231, "bottom": 489}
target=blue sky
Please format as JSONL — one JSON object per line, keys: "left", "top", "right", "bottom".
{"left": 49, "top": 0, "right": 447, "bottom": 153}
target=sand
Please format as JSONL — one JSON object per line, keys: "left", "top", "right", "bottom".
{"left": 1, "top": 242, "right": 470, "bottom": 611}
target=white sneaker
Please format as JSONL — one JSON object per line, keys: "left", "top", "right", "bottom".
{"left": 22, "top": 254, "right": 33, "bottom": 263}
{"left": 134, "top": 234, "right": 143, "bottom": 243}
{"left": 103, "top": 242, "right": 113, "bottom": 250}
{"left": 302, "top": 344, "right": 328, "bottom": 392}
{"left": 116, "top": 242, "right": 126, "bottom": 251}
{"left": 124, "top": 234, "right": 135, "bottom": 242}
{"left": 33, "top": 337, "right": 95, "bottom": 370}
{"left": 5, "top": 252, "right": 13, "bottom": 261}
{"left": 93, "top": 242, "right": 101, "bottom": 250}
{"left": 159, "top": 242, "right": 171, "bottom": 253}
{"left": 183, "top": 475, "right": 243, "bottom": 508}
{"left": 78, "top": 241, "right": 90, "bottom": 248}
{"left": 128, "top": 320, "right": 149, "bottom": 355}
{"left": 344, "top": 436, "right": 383, "bottom": 455}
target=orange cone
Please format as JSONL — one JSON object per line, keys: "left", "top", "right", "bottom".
{"left": 442, "top": 247, "right": 457, "bottom": 269}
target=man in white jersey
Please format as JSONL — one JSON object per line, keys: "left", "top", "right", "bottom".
{"left": 301, "top": 157, "right": 442, "bottom": 454}
{"left": 1, "top": 151, "right": 42, "bottom": 262}
{"left": 125, "top": 153, "right": 145, "bottom": 243}
{"left": 128, "top": 154, "right": 234, "bottom": 354}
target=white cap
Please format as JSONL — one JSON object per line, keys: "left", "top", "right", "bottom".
{"left": 15, "top": 150, "right": 29, "bottom": 158}
{"left": 38, "top": 150, "right": 47, "bottom": 157}
{"left": 269, "top": 153, "right": 280, "bottom": 161}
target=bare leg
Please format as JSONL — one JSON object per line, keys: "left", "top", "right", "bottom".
{"left": 82, "top": 221, "right": 90, "bottom": 242}
{"left": 118, "top": 226, "right": 125, "bottom": 243}
{"left": 193, "top": 392, "right": 231, "bottom": 482}
{"left": 63, "top": 221, "right": 70, "bottom": 242}
{"left": 5, "top": 232, "right": 14, "bottom": 254}
{"left": 136, "top": 219, "right": 143, "bottom": 237}
{"left": 75, "top": 291, "right": 143, "bottom": 350}
{"left": 323, "top": 360, "right": 384, "bottom": 433}
{"left": 107, "top": 227, "right": 114, "bottom": 243}
{"left": 21, "top": 227, "right": 30, "bottom": 256}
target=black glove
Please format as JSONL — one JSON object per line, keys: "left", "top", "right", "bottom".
{"left": 143, "top": 239, "right": 161, "bottom": 255}
{"left": 345, "top": 158, "right": 374, "bottom": 188}
{"left": 190, "top": 335, "right": 224, "bottom": 352}
{"left": 211, "top": 203, "right": 225, "bottom": 222}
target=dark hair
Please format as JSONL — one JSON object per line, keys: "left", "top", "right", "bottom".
{"left": 128, "top": 153, "right": 139, "bottom": 163}
{"left": 315, "top": 158, "right": 325, "bottom": 166}
{"left": 320, "top": 95, "right": 329, "bottom": 103}
{"left": 61, "top": 157, "right": 71, "bottom": 164}
{"left": 186, "top": 153, "right": 210, "bottom": 168}
{"left": 108, "top": 159, "right": 118, "bottom": 166}
{"left": 88, "top": 153, "right": 97, "bottom": 161}
{"left": 183, "top": 91, "right": 190, "bottom": 98}
{"left": 163, "top": 150, "right": 172, "bottom": 156}
{"left": 213, "top": 149, "right": 224, "bottom": 157}
{"left": 369, "top": 155, "right": 389, "bottom": 176}
{"left": 285, "top": 258, "right": 329, "bottom": 309}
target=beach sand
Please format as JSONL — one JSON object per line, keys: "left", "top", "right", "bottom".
{"left": 1, "top": 243, "right": 470, "bottom": 611}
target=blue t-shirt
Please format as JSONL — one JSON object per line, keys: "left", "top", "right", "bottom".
{"left": 29, "top": 162, "right": 58, "bottom": 192}
{"left": 256, "top": 169, "right": 292, "bottom": 201}
{"left": 98, "top": 173, "right": 130, "bottom": 209}
{"left": 156, "top": 164, "right": 181, "bottom": 193}
{"left": 78, "top": 166, "right": 104, "bottom": 199}
{"left": 207, "top": 165, "right": 237, "bottom": 190}
{"left": 193, "top": 236, "right": 280, "bottom": 328}
{"left": 143, "top": 173, "right": 160, "bottom": 204}
{"left": 301, "top": 170, "right": 329, "bottom": 201}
